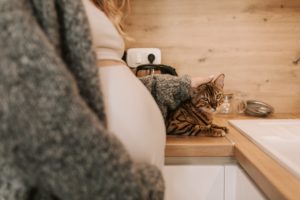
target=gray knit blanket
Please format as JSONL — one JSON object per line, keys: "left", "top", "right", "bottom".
{"left": 0, "top": 0, "right": 191, "bottom": 199}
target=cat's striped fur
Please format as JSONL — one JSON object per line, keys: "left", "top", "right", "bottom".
{"left": 166, "top": 74, "right": 228, "bottom": 136}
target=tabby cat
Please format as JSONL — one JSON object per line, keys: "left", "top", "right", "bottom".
{"left": 166, "top": 74, "right": 228, "bottom": 136}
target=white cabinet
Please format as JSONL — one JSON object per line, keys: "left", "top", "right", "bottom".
{"left": 164, "top": 165, "right": 224, "bottom": 200}
{"left": 224, "top": 165, "right": 267, "bottom": 200}
{"left": 163, "top": 158, "right": 267, "bottom": 200}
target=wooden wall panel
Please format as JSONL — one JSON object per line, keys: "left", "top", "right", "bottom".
{"left": 126, "top": 0, "right": 300, "bottom": 113}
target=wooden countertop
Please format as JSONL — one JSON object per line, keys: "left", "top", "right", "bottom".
{"left": 166, "top": 135, "right": 233, "bottom": 157}
{"left": 165, "top": 113, "right": 300, "bottom": 200}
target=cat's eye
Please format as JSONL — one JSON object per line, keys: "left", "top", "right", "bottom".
{"left": 216, "top": 94, "right": 222, "bottom": 100}
{"left": 202, "top": 97, "right": 209, "bottom": 102}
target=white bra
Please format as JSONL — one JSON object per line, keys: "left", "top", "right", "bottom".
{"left": 82, "top": 0, "right": 125, "bottom": 61}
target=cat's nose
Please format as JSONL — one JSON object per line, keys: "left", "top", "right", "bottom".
{"left": 211, "top": 108, "right": 216, "bottom": 112}
{"left": 212, "top": 103, "right": 218, "bottom": 111}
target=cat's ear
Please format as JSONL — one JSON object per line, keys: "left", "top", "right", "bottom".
{"left": 213, "top": 74, "right": 225, "bottom": 89}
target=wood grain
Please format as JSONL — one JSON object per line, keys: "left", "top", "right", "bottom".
{"left": 165, "top": 135, "right": 233, "bottom": 157}
{"left": 126, "top": 0, "right": 300, "bottom": 113}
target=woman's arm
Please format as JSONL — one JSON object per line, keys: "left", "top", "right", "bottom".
{"left": 0, "top": 9, "right": 164, "bottom": 200}
{"left": 139, "top": 74, "right": 192, "bottom": 119}
{"left": 139, "top": 74, "right": 216, "bottom": 119}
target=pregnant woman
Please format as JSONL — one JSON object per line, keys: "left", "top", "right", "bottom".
{"left": 82, "top": 0, "right": 209, "bottom": 168}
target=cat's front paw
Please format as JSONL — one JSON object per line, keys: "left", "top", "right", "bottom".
{"left": 219, "top": 130, "right": 227, "bottom": 137}
{"left": 211, "top": 129, "right": 226, "bottom": 137}
{"left": 206, "top": 124, "right": 212, "bottom": 129}
{"left": 221, "top": 130, "right": 226, "bottom": 136}
{"left": 221, "top": 126, "right": 229, "bottom": 133}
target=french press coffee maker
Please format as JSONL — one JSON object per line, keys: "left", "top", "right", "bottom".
{"left": 135, "top": 54, "right": 178, "bottom": 77}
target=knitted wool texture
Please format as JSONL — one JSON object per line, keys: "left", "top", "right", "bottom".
{"left": 0, "top": 0, "right": 191, "bottom": 199}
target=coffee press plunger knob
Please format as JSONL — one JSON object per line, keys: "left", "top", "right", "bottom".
{"left": 148, "top": 53, "right": 155, "bottom": 64}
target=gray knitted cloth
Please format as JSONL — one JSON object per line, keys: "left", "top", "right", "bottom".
{"left": 140, "top": 74, "right": 191, "bottom": 119}
{"left": 0, "top": 0, "right": 191, "bottom": 199}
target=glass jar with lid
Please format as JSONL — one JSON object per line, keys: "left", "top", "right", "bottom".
{"left": 219, "top": 93, "right": 234, "bottom": 114}
{"left": 218, "top": 92, "right": 247, "bottom": 115}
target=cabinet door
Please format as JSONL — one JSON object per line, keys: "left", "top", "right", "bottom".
{"left": 163, "top": 165, "right": 224, "bottom": 200}
{"left": 225, "top": 165, "right": 267, "bottom": 200}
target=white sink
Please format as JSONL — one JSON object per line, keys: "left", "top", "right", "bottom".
{"left": 229, "top": 119, "right": 300, "bottom": 180}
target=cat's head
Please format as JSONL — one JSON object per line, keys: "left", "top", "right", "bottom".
{"left": 191, "top": 74, "right": 225, "bottom": 113}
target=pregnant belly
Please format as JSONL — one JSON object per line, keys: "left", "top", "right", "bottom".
{"left": 98, "top": 65, "right": 166, "bottom": 169}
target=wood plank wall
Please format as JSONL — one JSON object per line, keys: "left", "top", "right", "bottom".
{"left": 126, "top": 0, "right": 300, "bottom": 114}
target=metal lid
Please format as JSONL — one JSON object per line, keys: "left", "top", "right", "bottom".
{"left": 223, "top": 93, "right": 234, "bottom": 100}
{"left": 245, "top": 100, "right": 274, "bottom": 117}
